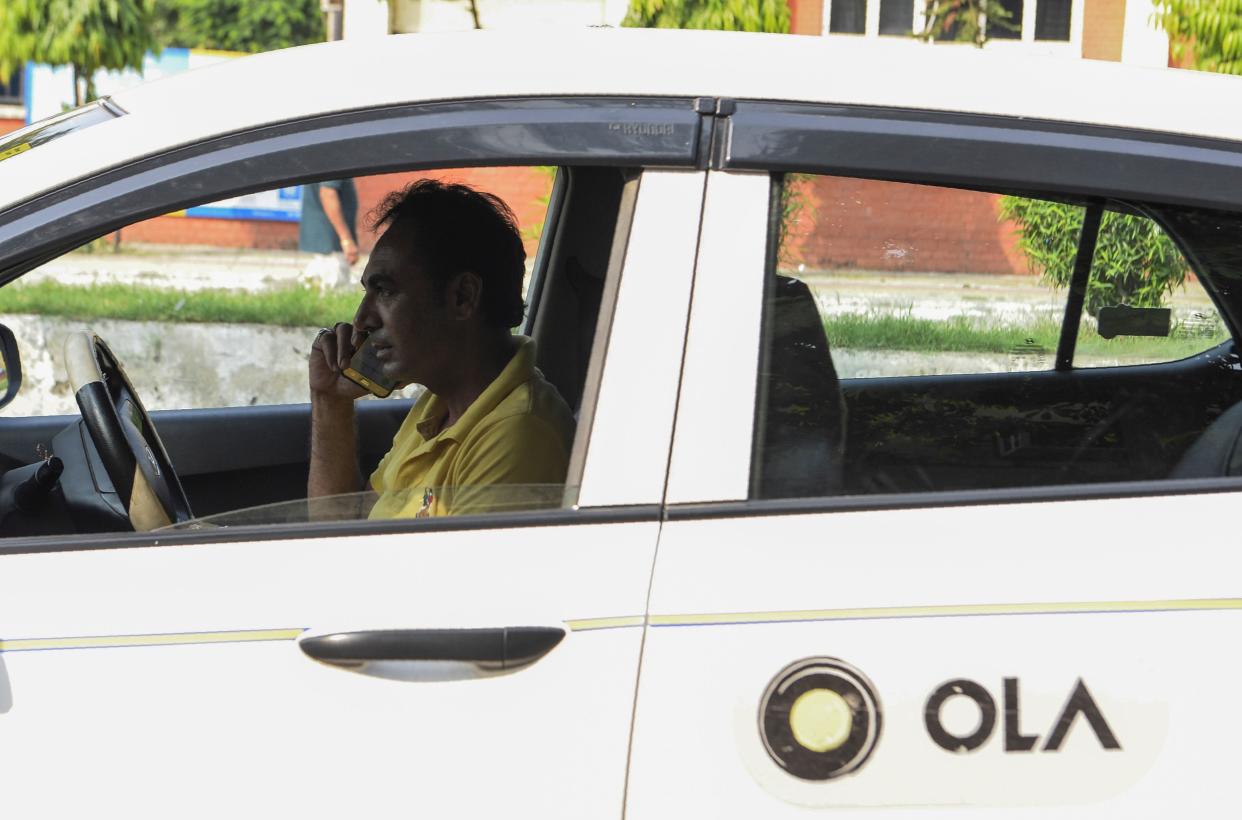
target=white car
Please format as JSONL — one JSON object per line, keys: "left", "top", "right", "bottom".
{"left": 1, "top": 28, "right": 1241, "bottom": 818}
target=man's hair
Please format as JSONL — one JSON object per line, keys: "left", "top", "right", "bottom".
{"left": 370, "top": 179, "right": 527, "bottom": 328}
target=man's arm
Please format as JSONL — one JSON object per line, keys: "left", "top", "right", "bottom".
{"left": 308, "top": 323, "right": 368, "bottom": 497}
{"left": 318, "top": 185, "right": 358, "bottom": 265}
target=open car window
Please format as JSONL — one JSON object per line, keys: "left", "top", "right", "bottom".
{"left": 0, "top": 163, "right": 638, "bottom": 539}
{"left": 4, "top": 168, "right": 556, "bottom": 415}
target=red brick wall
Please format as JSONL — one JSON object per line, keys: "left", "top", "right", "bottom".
{"left": 783, "top": 176, "right": 1026, "bottom": 275}
{"left": 355, "top": 167, "right": 554, "bottom": 255}
{"left": 116, "top": 166, "right": 554, "bottom": 256}
{"left": 122, "top": 214, "right": 299, "bottom": 248}
{"left": 0, "top": 117, "right": 23, "bottom": 134}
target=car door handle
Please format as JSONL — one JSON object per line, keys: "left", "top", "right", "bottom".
{"left": 299, "top": 627, "right": 565, "bottom": 669}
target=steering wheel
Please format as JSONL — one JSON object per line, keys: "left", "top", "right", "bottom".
{"left": 65, "top": 332, "right": 193, "bottom": 531}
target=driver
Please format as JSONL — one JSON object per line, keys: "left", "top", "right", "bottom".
{"left": 307, "top": 179, "right": 575, "bottom": 518}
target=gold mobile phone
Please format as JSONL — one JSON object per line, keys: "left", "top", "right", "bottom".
{"left": 342, "top": 335, "right": 397, "bottom": 398}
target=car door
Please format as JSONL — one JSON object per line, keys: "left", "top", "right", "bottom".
{"left": 626, "top": 105, "right": 1242, "bottom": 817}
{"left": 0, "top": 93, "right": 710, "bottom": 816}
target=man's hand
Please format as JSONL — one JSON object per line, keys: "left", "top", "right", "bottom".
{"left": 308, "top": 322, "right": 366, "bottom": 499}
{"left": 318, "top": 186, "right": 358, "bottom": 266}
{"left": 310, "top": 322, "right": 368, "bottom": 401}
{"left": 341, "top": 237, "right": 359, "bottom": 266}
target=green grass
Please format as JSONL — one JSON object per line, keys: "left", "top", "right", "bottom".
{"left": 824, "top": 312, "right": 1229, "bottom": 361}
{"left": 0, "top": 280, "right": 360, "bottom": 327}
{"left": 824, "top": 313, "right": 1062, "bottom": 354}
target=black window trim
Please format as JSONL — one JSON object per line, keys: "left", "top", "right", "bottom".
{"left": 0, "top": 95, "right": 704, "bottom": 283}
{"left": 721, "top": 100, "right": 1242, "bottom": 214}
{"left": 669, "top": 476, "right": 1242, "bottom": 522}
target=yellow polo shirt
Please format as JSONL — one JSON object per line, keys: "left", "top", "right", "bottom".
{"left": 368, "top": 337, "right": 575, "bottom": 518}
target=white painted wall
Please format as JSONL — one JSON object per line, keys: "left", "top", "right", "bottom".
{"left": 344, "top": 0, "right": 392, "bottom": 38}
{"left": 1121, "top": 0, "right": 1170, "bottom": 68}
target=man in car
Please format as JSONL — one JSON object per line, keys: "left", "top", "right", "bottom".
{"left": 307, "top": 179, "right": 575, "bottom": 518}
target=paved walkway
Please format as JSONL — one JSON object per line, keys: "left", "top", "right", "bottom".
{"left": 21, "top": 244, "right": 355, "bottom": 292}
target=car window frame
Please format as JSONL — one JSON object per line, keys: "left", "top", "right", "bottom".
{"left": 661, "top": 102, "right": 1242, "bottom": 516}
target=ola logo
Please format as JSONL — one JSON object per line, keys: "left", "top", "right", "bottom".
{"left": 759, "top": 658, "right": 882, "bottom": 781}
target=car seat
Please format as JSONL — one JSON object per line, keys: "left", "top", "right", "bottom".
{"left": 1169, "top": 401, "right": 1242, "bottom": 477}
{"left": 751, "top": 275, "right": 847, "bottom": 499}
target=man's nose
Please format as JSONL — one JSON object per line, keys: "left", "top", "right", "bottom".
{"left": 354, "top": 293, "right": 379, "bottom": 332}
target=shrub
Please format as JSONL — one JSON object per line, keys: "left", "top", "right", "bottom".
{"left": 999, "top": 197, "right": 1189, "bottom": 316}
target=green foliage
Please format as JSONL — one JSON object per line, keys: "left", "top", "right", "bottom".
{"left": 918, "top": 0, "right": 1019, "bottom": 46}
{"left": 153, "top": 0, "right": 322, "bottom": 53}
{"left": 0, "top": 0, "right": 158, "bottom": 104}
{"left": 1154, "top": 0, "right": 1242, "bottom": 75}
{"left": 622, "top": 0, "right": 789, "bottom": 33}
{"left": 999, "top": 197, "right": 1189, "bottom": 316}
{"left": 777, "top": 173, "right": 813, "bottom": 267}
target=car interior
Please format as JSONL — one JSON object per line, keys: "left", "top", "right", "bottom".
{"left": 750, "top": 180, "right": 1242, "bottom": 501}
{"left": 0, "top": 165, "right": 634, "bottom": 537}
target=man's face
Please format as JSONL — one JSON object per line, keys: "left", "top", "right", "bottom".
{"left": 352, "top": 227, "right": 458, "bottom": 388}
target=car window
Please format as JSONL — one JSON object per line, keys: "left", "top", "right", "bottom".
{"left": 0, "top": 163, "right": 645, "bottom": 539}
{"left": 2, "top": 167, "right": 556, "bottom": 415}
{"left": 776, "top": 174, "right": 1073, "bottom": 378}
{"left": 752, "top": 173, "right": 1242, "bottom": 501}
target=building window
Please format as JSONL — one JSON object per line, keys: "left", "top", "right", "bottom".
{"left": 830, "top": 0, "right": 867, "bottom": 34}
{"left": 989, "top": 0, "right": 1023, "bottom": 40}
{"left": 824, "top": 0, "right": 1072, "bottom": 44}
{"left": 0, "top": 69, "right": 22, "bottom": 106}
{"left": 1035, "top": 0, "right": 1071, "bottom": 40}
{"left": 879, "top": 0, "right": 914, "bottom": 35}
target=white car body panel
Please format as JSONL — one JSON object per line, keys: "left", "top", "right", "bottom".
{"left": 629, "top": 492, "right": 1242, "bottom": 816}
{"left": 0, "top": 523, "right": 654, "bottom": 818}
{"left": 665, "top": 170, "right": 768, "bottom": 505}
{"left": 578, "top": 169, "right": 705, "bottom": 508}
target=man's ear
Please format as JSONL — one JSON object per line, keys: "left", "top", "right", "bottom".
{"left": 445, "top": 270, "right": 483, "bottom": 320}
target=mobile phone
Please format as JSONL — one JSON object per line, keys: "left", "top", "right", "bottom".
{"left": 342, "top": 335, "right": 397, "bottom": 398}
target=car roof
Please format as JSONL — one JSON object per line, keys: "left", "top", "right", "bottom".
{"left": 1, "top": 27, "right": 1240, "bottom": 214}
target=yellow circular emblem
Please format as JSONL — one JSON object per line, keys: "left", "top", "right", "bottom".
{"left": 789, "top": 688, "right": 853, "bottom": 753}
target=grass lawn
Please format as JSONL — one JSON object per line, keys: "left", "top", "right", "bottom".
{"left": 0, "top": 280, "right": 359, "bottom": 328}
{"left": 825, "top": 312, "right": 1228, "bottom": 361}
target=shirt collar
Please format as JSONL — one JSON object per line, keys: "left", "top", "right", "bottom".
{"left": 413, "top": 336, "right": 536, "bottom": 444}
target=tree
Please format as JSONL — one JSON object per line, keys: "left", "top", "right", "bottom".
{"left": 622, "top": 0, "right": 789, "bottom": 33}
{"left": 0, "top": 0, "right": 158, "bottom": 106}
{"left": 999, "top": 198, "right": 1188, "bottom": 317}
{"left": 917, "top": 0, "right": 1019, "bottom": 47}
{"left": 153, "top": 0, "right": 323, "bottom": 54}
{"left": 1153, "top": 0, "right": 1242, "bottom": 75}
